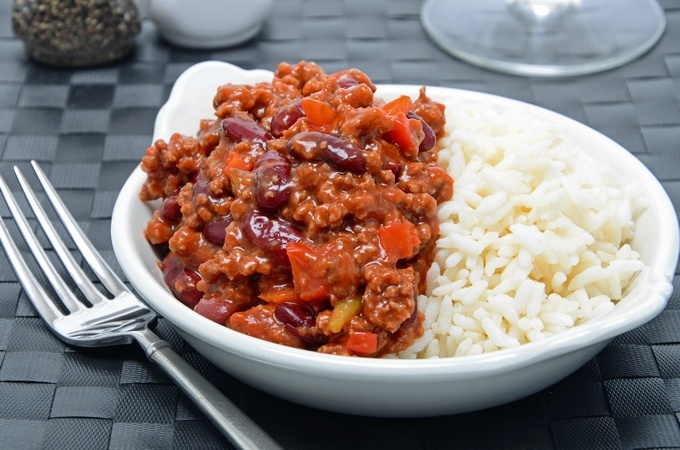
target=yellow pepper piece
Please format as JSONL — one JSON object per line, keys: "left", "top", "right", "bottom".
{"left": 329, "top": 298, "right": 362, "bottom": 333}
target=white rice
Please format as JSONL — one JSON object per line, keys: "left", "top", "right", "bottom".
{"left": 396, "top": 99, "right": 647, "bottom": 359}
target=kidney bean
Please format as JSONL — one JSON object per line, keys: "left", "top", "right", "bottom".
{"left": 287, "top": 131, "right": 366, "bottom": 173}
{"left": 336, "top": 74, "right": 359, "bottom": 89}
{"left": 195, "top": 296, "right": 242, "bottom": 324}
{"left": 203, "top": 215, "right": 233, "bottom": 246}
{"left": 255, "top": 151, "right": 291, "bottom": 211}
{"left": 275, "top": 303, "right": 325, "bottom": 348}
{"left": 294, "top": 329, "right": 323, "bottom": 347}
{"left": 286, "top": 324, "right": 326, "bottom": 348}
{"left": 270, "top": 99, "right": 304, "bottom": 138}
{"left": 407, "top": 112, "right": 436, "bottom": 153}
{"left": 193, "top": 172, "right": 211, "bottom": 197}
{"left": 222, "top": 116, "right": 272, "bottom": 148}
{"left": 402, "top": 291, "right": 419, "bottom": 326}
{"left": 275, "top": 302, "right": 316, "bottom": 328}
{"left": 162, "top": 253, "right": 203, "bottom": 308}
{"left": 160, "top": 190, "right": 181, "bottom": 224}
{"left": 242, "top": 210, "right": 302, "bottom": 267}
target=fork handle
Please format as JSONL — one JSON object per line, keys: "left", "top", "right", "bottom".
{"left": 132, "top": 328, "right": 283, "bottom": 450}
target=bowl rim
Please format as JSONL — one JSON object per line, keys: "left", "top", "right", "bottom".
{"left": 111, "top": 60, "right": 679, "bottom": 379}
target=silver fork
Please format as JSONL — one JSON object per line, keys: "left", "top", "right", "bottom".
{"left": 0, "top": 161, "right": 282, "bottom": 450}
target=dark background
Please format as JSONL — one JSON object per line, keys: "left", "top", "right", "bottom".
{"left": 1, "top": 1, "right": 680, "bottom": 448}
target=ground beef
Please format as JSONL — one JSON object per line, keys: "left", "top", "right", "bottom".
{"left": 140, "top": 61, "right": 453, "bottom": 357}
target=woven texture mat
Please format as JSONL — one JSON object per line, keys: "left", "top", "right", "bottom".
{"left": 1, "top": 1, "right": 680, "bottom": 448}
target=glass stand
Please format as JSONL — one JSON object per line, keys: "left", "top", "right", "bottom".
{"left": 421, "top": 0, "right": 666, "bottom": 77}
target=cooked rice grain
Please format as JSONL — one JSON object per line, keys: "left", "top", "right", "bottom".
{"left": 396, "top": 100, "right": 647, "bottom": 359}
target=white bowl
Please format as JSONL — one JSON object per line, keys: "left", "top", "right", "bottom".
{"left": 146, "top": 0, "right": 273, "bottom": 49}
{"left": 111, "top": 61, "right": 679, "bottom": 417}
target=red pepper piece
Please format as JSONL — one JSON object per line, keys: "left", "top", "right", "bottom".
{"left": 382, "top": 95, "right": 413, "bottom": 116}
{"left": 301, "top": 97, "right": 336, "bottom": 127}
{"left": 258, "top": 284, "right": 300, "bottom": 304}
{"left": 384, "top": 112, "right": 424, "bottom": 158}
{"left": 379, "top": 222, "right": 421, "bottom": 263}
{"left": 346, "top": 331, "right": 378, "bottom": 356}
{"left": 286, "top": 241, "right": 331, "bottom": 301}
{"left": 225, "top": 151, "right": 253, "bottom": 172}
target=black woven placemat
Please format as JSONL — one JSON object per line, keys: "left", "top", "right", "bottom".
{"left": 1, "top": 1, "right": 680, "bottom": 448}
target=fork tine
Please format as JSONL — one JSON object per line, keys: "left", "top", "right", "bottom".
{"left": 30, "top": 161, "right": 128, "bottom": 297}
{"left": 0, "top": 175, "right": 83, "bottom": 314}
{"left": 0, "top": 215, "right": 64, "bottom": 323}
{"left": 15, "top": 166, "right": 107, "bottom": 306}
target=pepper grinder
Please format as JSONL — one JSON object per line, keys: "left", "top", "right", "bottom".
{"left": 12, "top": 0, "right": 142, "bottom": 67}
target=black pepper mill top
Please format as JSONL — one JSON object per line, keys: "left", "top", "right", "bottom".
{"left": 11, "top": 0, "right": 142, "bottom": 67}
